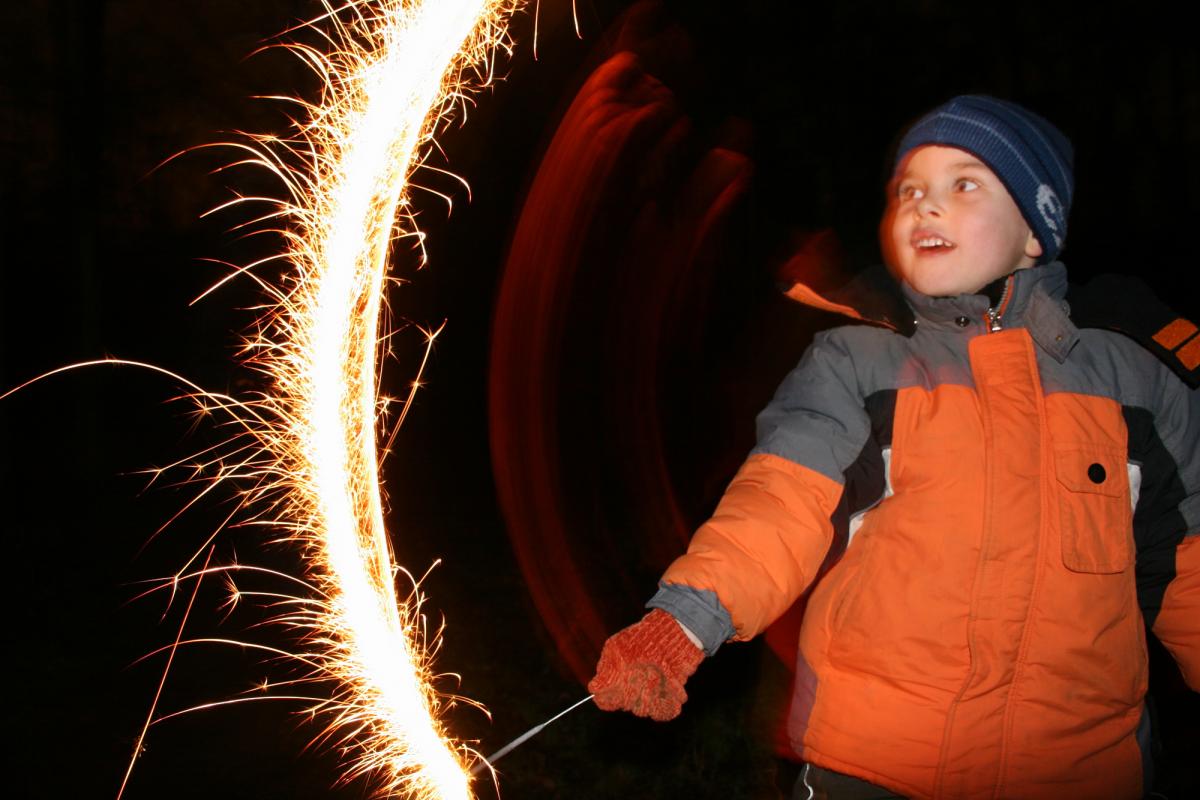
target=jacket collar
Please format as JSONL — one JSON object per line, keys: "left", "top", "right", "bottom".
{"left": 901, "top": 262, "right": 1079, "bottom": 362}
{"left": 783, "top": 262, "right": 1079, "bottom": 362}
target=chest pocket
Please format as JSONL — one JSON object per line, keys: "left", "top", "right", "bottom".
{"left": 1054, "top": 445, "right": 1133, "bottom": 574}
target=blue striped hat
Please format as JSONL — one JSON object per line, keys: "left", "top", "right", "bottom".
{"left": 895, "top": 95, "right": 1074, "bottom": 264}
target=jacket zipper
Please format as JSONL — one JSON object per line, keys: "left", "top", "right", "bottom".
{"left": 986, "top": 306, "right": 1002, "bottom": 332}
{"left": 986, "top": 275, "right": 1014, "bottom": 333}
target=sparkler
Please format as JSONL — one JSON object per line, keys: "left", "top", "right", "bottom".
{"left": 3, "top": 2, "right": 575, "bottom": 795}
{"left": 469, "top": 694, "right": 594, "bottom": 776}
{"left": 154, "top": 0, "right": 521, "bottom": 797}
{"left": 218, "top": 1, "right": 527, "bottom": 796}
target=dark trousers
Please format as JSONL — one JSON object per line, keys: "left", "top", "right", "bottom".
{"left": 793, "top": 764, "right": 906, "bottom": 800}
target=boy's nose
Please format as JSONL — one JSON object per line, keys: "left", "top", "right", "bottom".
{"left": 916, "top": 194, "right": 942, "bottom": 217}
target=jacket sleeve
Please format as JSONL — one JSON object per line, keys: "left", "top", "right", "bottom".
{"left": 649, "top": 329, "right": 878, "bottom": 652}
{"left": 1155, "top": 536, "right": 1200, "bottom": 689}
{"left": 1139, "top": 364, "right": 1200, "bottom": 690}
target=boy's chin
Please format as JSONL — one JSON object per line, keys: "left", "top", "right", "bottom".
{"left": 883, "top": 259, "right": 984, "bottom": 298}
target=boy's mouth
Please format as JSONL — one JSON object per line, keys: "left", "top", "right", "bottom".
{"left": 912, "top": 230, "right": 956, "bottom": 251}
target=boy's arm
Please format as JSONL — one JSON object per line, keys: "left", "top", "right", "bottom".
{"left": 1133, "top": 362, "right": 1200, "bottom": 691}
{"left": 1154, "top": 537, "right": 1200, "bottom": 690}
{"left": 650, "top": 329, "right": 875, "bottom": 652}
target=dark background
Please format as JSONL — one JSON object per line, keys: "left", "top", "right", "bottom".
{"left": 2, "top": 1, "right": 1198, "bottom": 798}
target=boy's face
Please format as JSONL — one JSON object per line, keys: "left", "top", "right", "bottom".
{"left": 881, "top": 145, "right": 1043, "bottom": 297}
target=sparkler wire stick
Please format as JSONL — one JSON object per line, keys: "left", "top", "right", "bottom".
{"left": 469, "top": 695, "right": 594, "bottom": 776}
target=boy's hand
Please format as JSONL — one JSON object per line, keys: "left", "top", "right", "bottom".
{"left": 588, "top": 609, "right": 705, "bottom": 721}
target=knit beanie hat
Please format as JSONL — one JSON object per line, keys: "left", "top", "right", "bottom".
{"left": 894, "top": 95, "right": 1074, "bottom": 264}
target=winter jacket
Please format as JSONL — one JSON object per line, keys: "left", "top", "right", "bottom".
{"left": 648, "top": 262, "right": 1200, "bottom": 799}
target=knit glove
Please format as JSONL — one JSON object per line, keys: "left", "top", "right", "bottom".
{"left": 588, "top": 609, "right": 705, "bottom": 721}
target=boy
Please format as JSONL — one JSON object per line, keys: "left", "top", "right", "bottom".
{"left": 588, "top": 96, "right": 1200, "bottom": 799}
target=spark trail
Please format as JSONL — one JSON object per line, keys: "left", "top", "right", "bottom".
{"left": 186, "top": 1, "right": 522, "bottom": 797}
{"left": 0, "top": 2, "right": 537, "bottom": 796}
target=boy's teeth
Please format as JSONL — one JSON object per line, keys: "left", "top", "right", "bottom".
{"left": 916, "top": 237, "right": 952, "bottom": 248}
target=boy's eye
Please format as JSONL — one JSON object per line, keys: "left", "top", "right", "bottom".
{"left": 955, "top": 178, "right": 980, "bottom": 192}
{"left": 898, "top": 184, "right": 924, "bottom": 201}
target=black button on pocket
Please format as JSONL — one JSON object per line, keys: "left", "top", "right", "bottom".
{"left": 955, "top": 315, "right": 970, "bottom": 328}
{"left": 1088, "top": 463, "right": 1107, "bottom": 484}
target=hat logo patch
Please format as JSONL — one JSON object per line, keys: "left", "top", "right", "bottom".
{"left": 1037, "top": 184, "right": 1065, "bottom": 246}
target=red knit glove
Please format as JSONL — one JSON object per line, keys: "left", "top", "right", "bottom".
{"left": 588, "top": 609, "right": 705, "bottom": 721}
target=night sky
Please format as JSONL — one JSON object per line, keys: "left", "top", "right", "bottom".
{"left": 3, "top": 1, "right": 1198, "bottom": 798}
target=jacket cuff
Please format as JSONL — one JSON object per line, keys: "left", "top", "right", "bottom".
{"left": 646, "top": 583, "right": 736, "bottom": 656}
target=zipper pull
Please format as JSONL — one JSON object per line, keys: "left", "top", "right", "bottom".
{"left": 985, "top": 274, "right": 1014, "bottom": 332}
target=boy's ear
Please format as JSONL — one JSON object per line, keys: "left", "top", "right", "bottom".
{"left": 1024, "top": 229, "right": 1044, "bottom": 260}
